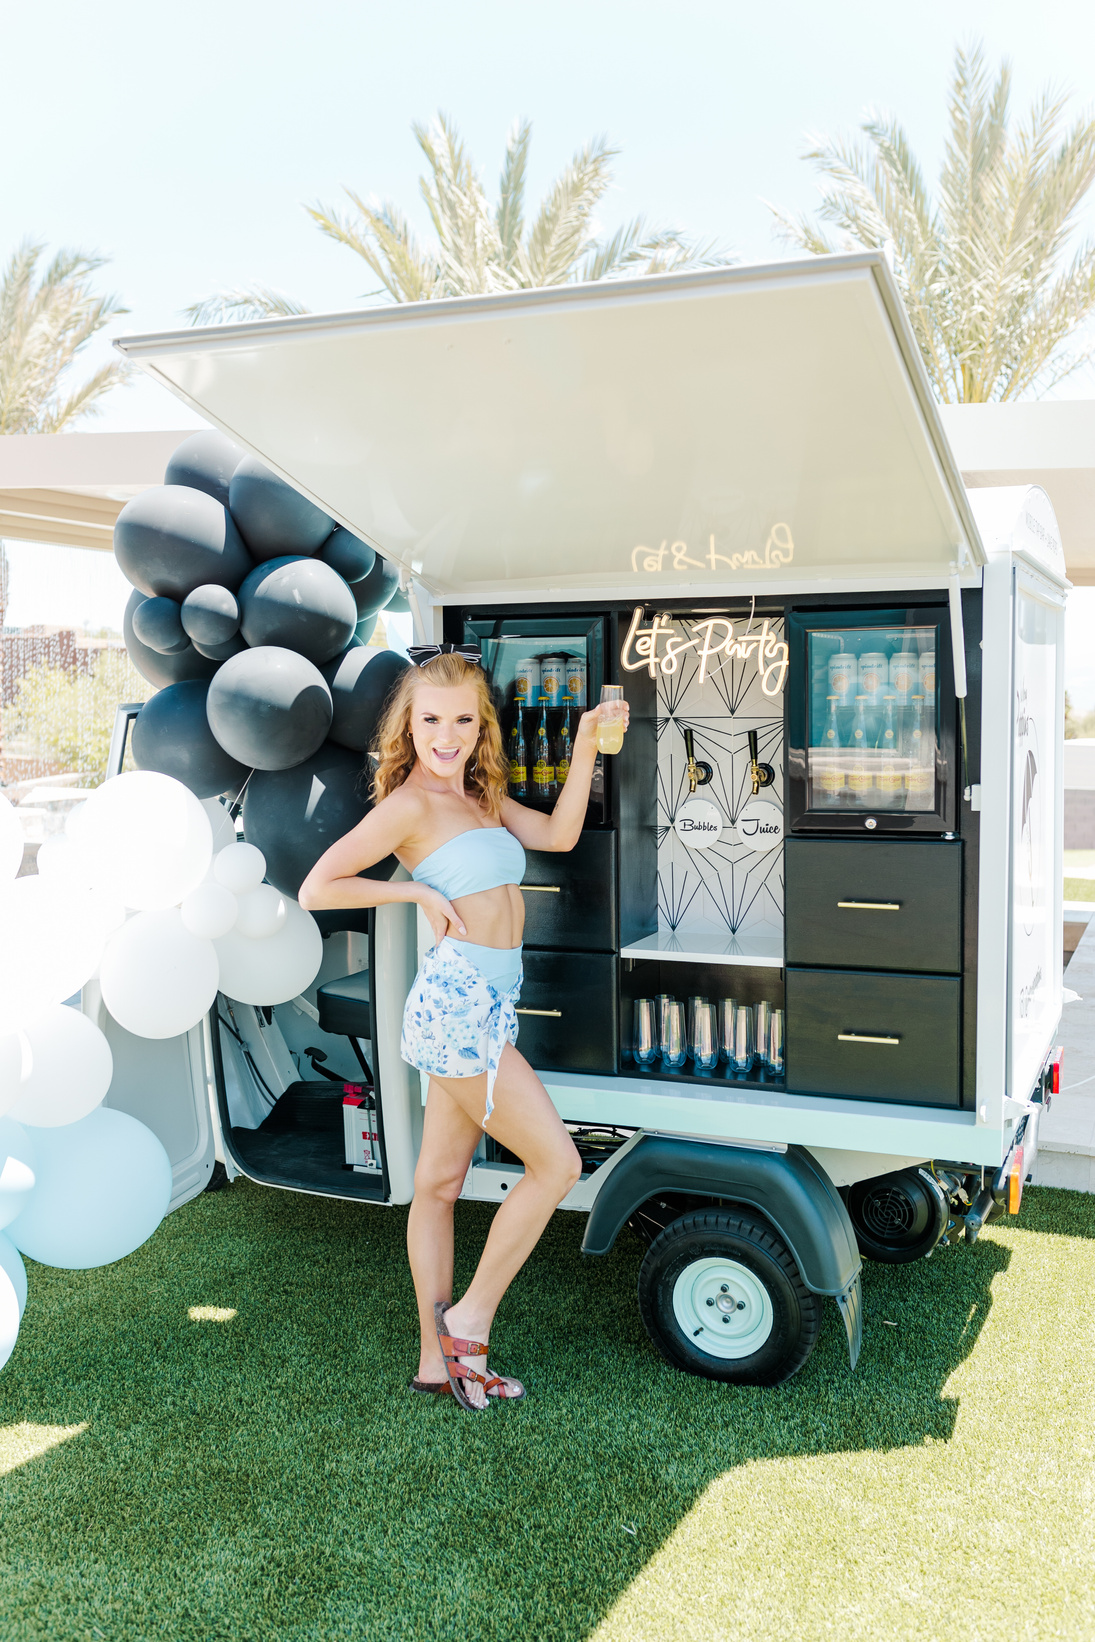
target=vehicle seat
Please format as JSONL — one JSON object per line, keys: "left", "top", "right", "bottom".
{"left": 316, "top": 970, "right": 371, "bottom": 1039}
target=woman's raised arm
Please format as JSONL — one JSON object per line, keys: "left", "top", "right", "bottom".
{"left": 501, "top": 700, "right": 630, "bottom": 853}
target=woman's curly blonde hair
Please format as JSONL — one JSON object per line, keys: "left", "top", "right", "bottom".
{"left": 371, "top": 652, "right": 509, "bottom": 817}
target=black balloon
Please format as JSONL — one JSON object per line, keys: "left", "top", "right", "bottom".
{"left": 228, "top": 456, "right": 334, "bottom": 561}
{"left": 193, "top": 633, "right": 248, "bottom": 661}
{"left": 354, "top": 613, "right": 378, "bottom": 647}
{"left": 123, "top": 589, "right": 219, "bottom": 689}
{"left": 383, "top": 587, "right": 411, "bottom": 614}
{"left": 131, "top": 680, "right": 250, "bottom": 799}
{"left": 351, "top": 553, "right": 401, "bottom": 619}
{"left": 131, "top": 596, "right": 188, "bottom": 654}
{"left": 244, "top": 742, "right": 396, "bottom": 897}
{"left": 206, "top": 645, "right": 333, "bottom": 771}
{"left": 322, "top": 647, "right": 409, "bottom": 753}
{"left": 315, "top": 525, "right": 375, "bottom": 584}
{"left": 181, "top": 583, "right": 241, "bottom": 646}
{"left": 164, "top": 431, "right": 247, "bottom": 508}
{"left": 114, "top": 485, "right": 253, "bottom": 601}
{"left": 238, "top": 555, "right": 356, "bottom": 665}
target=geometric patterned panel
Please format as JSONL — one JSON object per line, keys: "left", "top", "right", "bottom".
{"left": 656, "top": 616, "right": 784, "bottom": 940}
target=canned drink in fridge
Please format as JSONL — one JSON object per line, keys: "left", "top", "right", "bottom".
{"left": 540, "top": 656, "right": 567, "bottom": 708}
{"left": 565, "top": 654, "right": 587, "bottom": 707}
{"left": 828, "top": 652, "right": 858, "bottom": 701}
{"left": 858, "top": 652, "right": 888, "bottom": 701}
{"left": 889, "top": 651, "right": 918, "bottom": 700}
{"left": 514, "top": 657, "right": 540, "bottom": 705}
{"left": 919, "top": 650, "right": 935, "bottom": 698}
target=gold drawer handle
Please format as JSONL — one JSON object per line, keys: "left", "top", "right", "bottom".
{"left": 522, "top": 885, "right": 561, "bottom": 893}
{"left": 837, "top": 901, "right": 901, "bottom": 911}
{"left": 516, "top": 1007, "right": 562, "bottom": 1017}
{"left": 838, "top": 1032, "right": 901, "bottom": 1045}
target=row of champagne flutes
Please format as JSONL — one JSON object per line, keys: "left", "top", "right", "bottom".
{"left": 633, "top": 996, "right": 785, "bottom": 1075}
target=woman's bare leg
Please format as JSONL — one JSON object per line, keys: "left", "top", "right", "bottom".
{"left": 407, "top": 1078, "right": 483, "bottom": 1384}
{"left": 433, "top": 1043, "right": 582, "bottom": 1406}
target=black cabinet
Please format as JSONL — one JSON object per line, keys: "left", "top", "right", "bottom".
{"left": 521, "top": 832, "right": 616, "bottom": 952}
{"left": 785, "top": 839, "right": 962, "bottom": 974}
{"left": 516, "top": 949, "right": 617, "bottom": 1074}
{"left": 785, "top": 968, "right": 960, "bottom": 1107}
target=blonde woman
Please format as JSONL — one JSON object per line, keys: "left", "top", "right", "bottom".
{"left": 299, "top": 647, "right": 628, "bottom": 1411}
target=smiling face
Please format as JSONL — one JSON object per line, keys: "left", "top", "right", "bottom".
{"left": 409, "top": 682, "right": 482, "bottom": 782}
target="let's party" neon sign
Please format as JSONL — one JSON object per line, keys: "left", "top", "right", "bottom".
{"left": 620, "top": 608, "right": 789, "bottom": 695}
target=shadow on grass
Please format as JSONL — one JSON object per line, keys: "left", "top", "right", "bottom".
{"left": 0, "top": 1179, "right": 1071, "bottom": 1642}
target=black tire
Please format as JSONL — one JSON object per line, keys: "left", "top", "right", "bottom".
{"left": 203, "top": 1161, "right": 231, "bottom": 1193}
{"left": 637, "top": 1209, "right": 820, "bottom": 1386}
{"left": 847, "top": 1168, "right": 946, "bottom": 1264}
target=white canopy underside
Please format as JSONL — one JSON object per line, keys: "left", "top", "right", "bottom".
{"left": 116, "top": 254, "right": 982, "bottom": 600}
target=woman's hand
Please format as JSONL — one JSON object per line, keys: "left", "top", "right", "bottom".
{"left": 574, "top": 699, "right": 631, "bottom": 745}
{"left": 416, "top": 886, "right": 467, "bottom": 945}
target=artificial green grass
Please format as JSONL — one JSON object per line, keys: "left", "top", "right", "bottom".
{"left": 1, "top": 1182, "right": 1093, "bottom": 1642}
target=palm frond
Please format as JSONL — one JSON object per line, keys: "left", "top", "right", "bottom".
{"left": 524, "top": 135, "right": 617, "bottom": 286}
{"left": 184, "top": 286, "right": 310, "bottom": 326}
{"left": 496, "top": 118, "right": 531, "bottom": 271}
{"left": 770, "top": 38, "right": 1095, "bottom": 401}
{"left": 0, "top": 239, "right": 130, "bottom": 433}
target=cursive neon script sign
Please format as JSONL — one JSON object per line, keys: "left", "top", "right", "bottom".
{"left": 620, "top": 608, "right": 789, "bottom": 695}
{"left": 630, "top": 524, "right": 794, "bottom": 577}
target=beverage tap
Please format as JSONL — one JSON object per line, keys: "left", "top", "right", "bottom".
{"left": 747, "top": 729, "right": 775, "bottom": 798}
{"left": 682, "top": 727, "right": 713, "bottom": 796}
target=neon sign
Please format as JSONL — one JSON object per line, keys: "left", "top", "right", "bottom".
{"left": 620, "top": 608, "right": 789, "bottom": 696}
{"left": 630, "top": 524, "right": 794, "bottom": 577}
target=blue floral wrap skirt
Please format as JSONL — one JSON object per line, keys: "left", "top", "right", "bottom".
{"left": 400, "top": 937, "right": 523, "bottom": 1125}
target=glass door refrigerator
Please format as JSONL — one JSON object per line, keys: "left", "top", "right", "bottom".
{"left": 786, "top": 606, "right": 958, "bottom": 834}
{"left": 462, "top": 613, "right": 608, "bottom": 824}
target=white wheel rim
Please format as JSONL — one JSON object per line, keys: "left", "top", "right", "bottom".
{"left": 671, "top": 1256, "right": 774, "bottom": 1360}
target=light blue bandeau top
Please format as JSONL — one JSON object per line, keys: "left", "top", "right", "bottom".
{"left": 411, "top": 827, "right": 526, "bottom": 901}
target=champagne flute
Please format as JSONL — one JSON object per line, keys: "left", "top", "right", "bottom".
{"left": 633, "top": 999, "right": 658, "bottom": 1066}
{"left": 597, "top": 685, "right": 626, "bottom": 755}
{"left": 662, "top": 1001, "right": 687, "bottom": 1069}
{"left": 693, "top": 1003, "right": 719, "bottom": 1071}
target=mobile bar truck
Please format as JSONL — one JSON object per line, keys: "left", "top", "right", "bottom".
{"left": 108, "top": 252, "right": 1066, "bottom": 1386}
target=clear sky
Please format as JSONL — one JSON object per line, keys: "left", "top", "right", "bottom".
{"left": 4, "top": 0, "right": 1095, "bottom": 685}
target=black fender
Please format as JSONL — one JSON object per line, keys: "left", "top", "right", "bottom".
{"left": 581, "top": 1136, "right": 861, "bottom": 1297}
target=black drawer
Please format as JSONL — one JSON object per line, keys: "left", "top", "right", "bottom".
{"left": 786, "top": 967, "right": 960, "bottom": 1107}
{"left": 785, "top": 839, "right": 961, "bottom": 974}
{"left": 517, "top": 949, "right": 617, "bottom": 1074}
{"left": 521, "top": 831, "right": 616, "bottom": 952}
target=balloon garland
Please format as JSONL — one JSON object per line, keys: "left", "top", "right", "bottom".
{"left": 0, "top": 433, "right": 410, "bottom": 1374}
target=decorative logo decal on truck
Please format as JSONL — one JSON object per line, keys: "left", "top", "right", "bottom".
{"left": 629, "top": 524, "right": 794, "bottom": 578}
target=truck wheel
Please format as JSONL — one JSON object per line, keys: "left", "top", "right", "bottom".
{"left": 847, "top": 1168, "right": 945, "bottom": 1263}
{"left": 637, "top": 1209, "right": 820, "bottom": 1386}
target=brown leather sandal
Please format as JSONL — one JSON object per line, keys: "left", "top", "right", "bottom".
{"left": 408, "top": 1377, "right": 452, "bottom": 1395}
{"left": 434, "top": 1302, "right": 527, "bottom": 1410}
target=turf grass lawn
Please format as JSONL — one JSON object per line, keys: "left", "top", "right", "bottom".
{"left": 1, "top": 1179, "right": 1093, "bottom": 1641}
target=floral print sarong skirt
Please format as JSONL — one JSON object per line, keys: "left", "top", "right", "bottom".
{"left": 400, "top": 937, "right": 523, "bottom": 1125}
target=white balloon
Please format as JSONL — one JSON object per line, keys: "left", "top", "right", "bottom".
{"left": 0, "top": 795, "right": 23, "bottom": 882}
{"left": 201, "top": 797, "right": 237, "bottom": 855}
{"left": 73, "top": 772, "right": 212, "bottom": 911}
{"left": 181, "top": 881, "right": 238, "bottom": 940}
{"left": 0, "top": 1231, "right": 26, "bottom": 1319}
{"left": 100, "top": 909, "right": 219, "bottom": 1039}
{"left": 35, "top": 832, "right": 94, "bottom": 888}
{"left": 6, "top": 1006, "right": 113, "bottom": 1128}
{"left": 0, "top": 877, "right": 123, "bottom": 1036}
{"left": 0, "top": 1263, "right": 18, "bottom": 1372}
{"left": 0, "top": 1118, "right": 36, "bottom": 1233}
{"left": 213, "top": 841, "right": 266, "bottom": 895}
{"left": 214, "top": 895, "right": 323, "bottom": 1006}
{"left": 0, "top": 1032, "right": 29, "bottom": 1120}
{"left": 234, "top": 884, "right": 287, "bottom": 940}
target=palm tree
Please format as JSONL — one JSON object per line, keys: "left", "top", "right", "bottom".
{"left": 770, "top": 41, "right": 1095, "bottom": 402}
{"left": 0, "top": 242, "right": 130, "bottom": 431}
{"left": 187, "top": 113, "right": 728, "bottom": 324}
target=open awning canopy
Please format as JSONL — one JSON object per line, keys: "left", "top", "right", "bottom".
{"left": 115, "top": 253, "right": 984, "bottom": 600}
